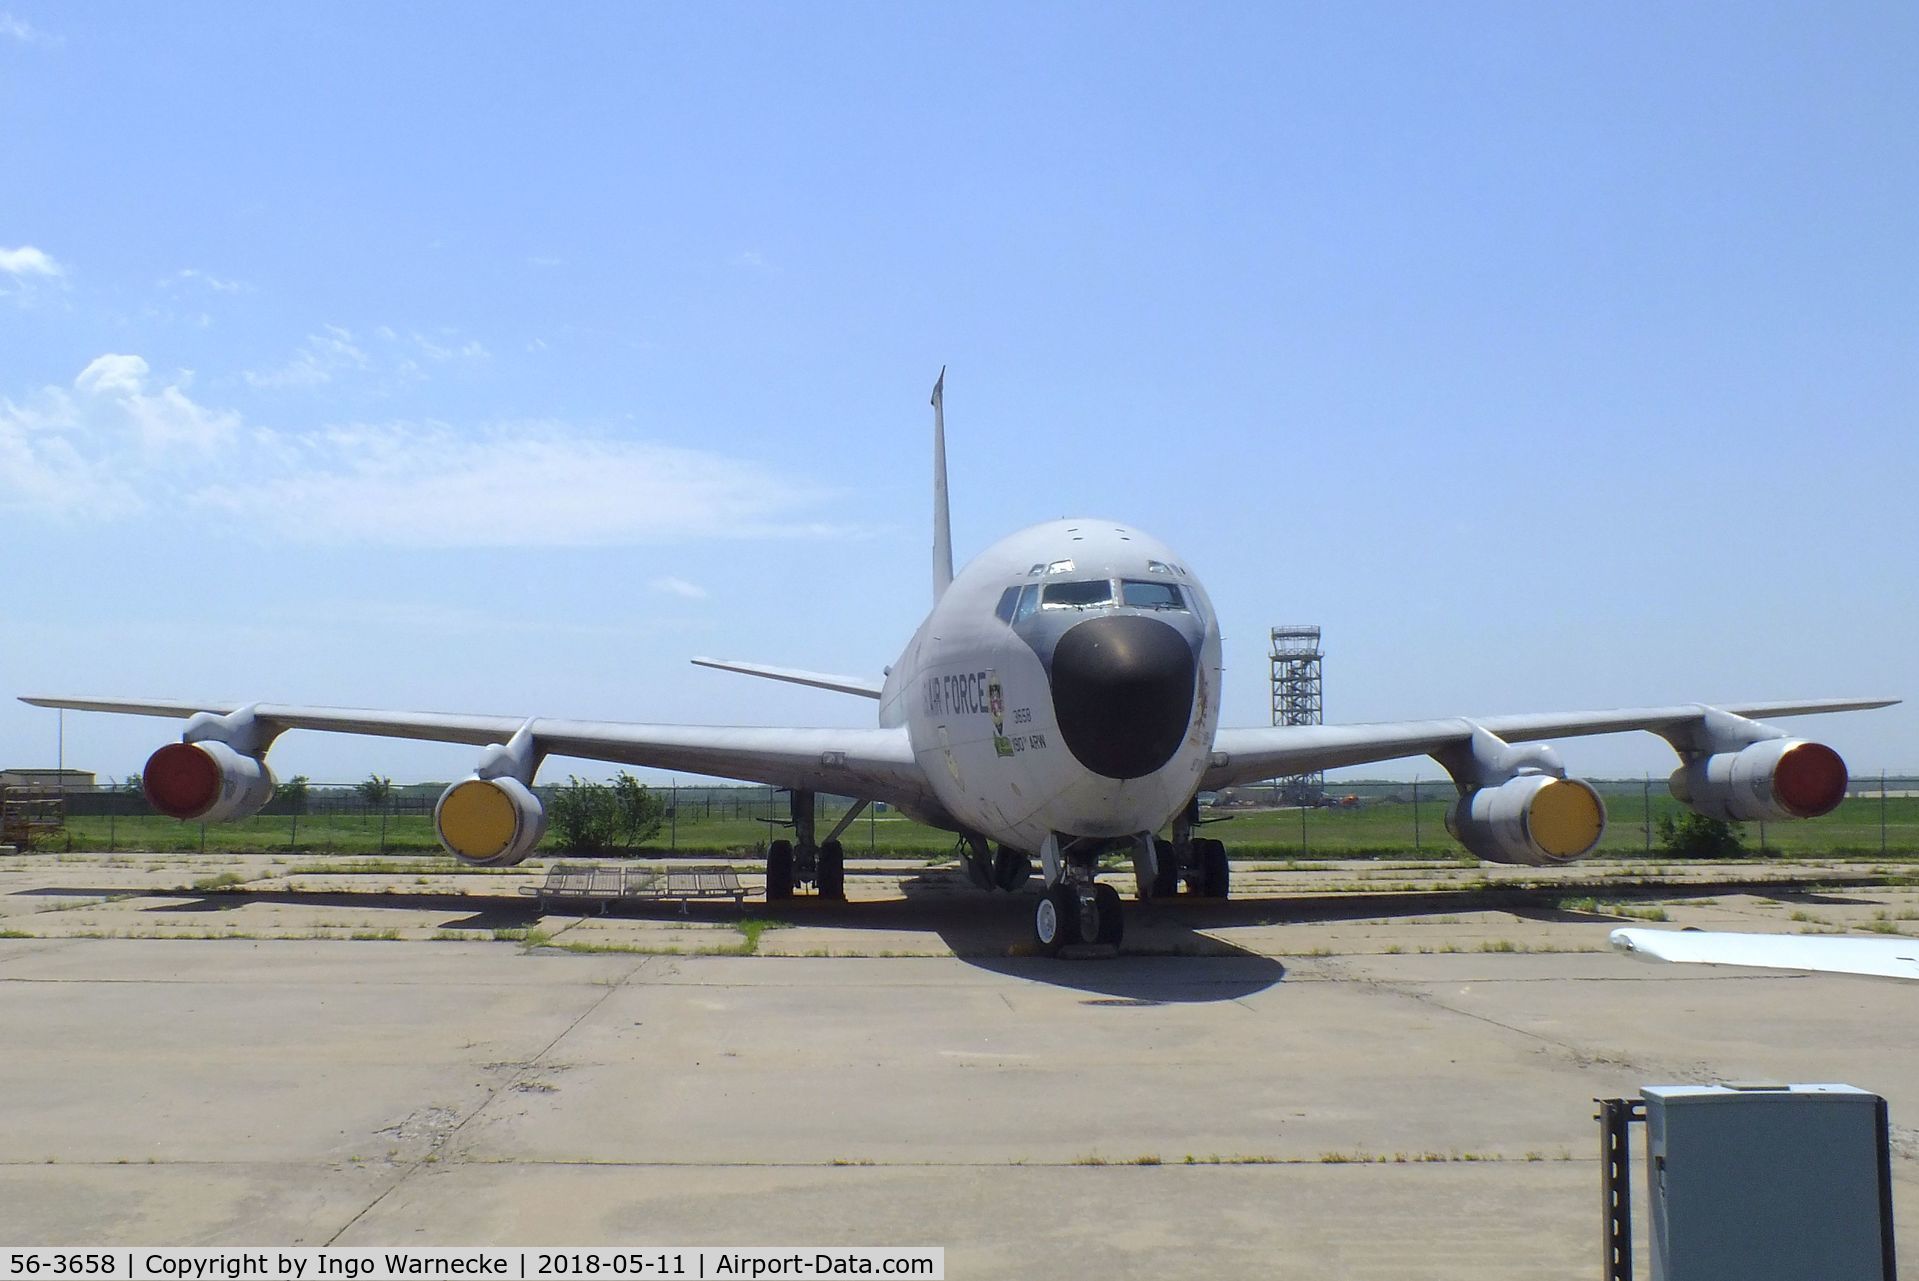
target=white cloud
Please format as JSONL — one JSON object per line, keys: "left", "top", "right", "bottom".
{"left": 0, "top": 245, "right": 62, "bottom": 277}
{"left": 0, "top": 13, "right": 54, "bottom": 44}
{"left": 243, "top": 325, "right": 369, "bottom": 388}
{"left": 409, "top": 331, "right": 489, "bottom": 363}
{"left": 194, "top": 422, "right": 842, "bottom": 548}
{"left": 2, "top": 354, "right": 850, "bottom": 549}
{"left": 0, "top": 356, "right": 238, "bottom": 517}
{"left": 730, "top": 250, "right": 769, "bottom": 270}
{"left": 650, "top": 576, "right": 708, "bottom": 600}
{"left": 73, "top": 354, "right": 146, "bottom": 397}
{"left": 74, "top": 354, "right": 238, "bottom": 451}
{"left": 245, "top": 325, "right": 493, "bottom": 390}
{"left": 161, "top": 268, "right": 249, "bottom": 294}
{"left": 0, "top": 395, "right": 142, "bottom": 516}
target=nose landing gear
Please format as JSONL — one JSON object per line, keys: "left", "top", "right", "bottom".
{"left": 1027, "top": 813, "right": 1239, "bottom": 954}
{"left": 1031, "top": 834, "right": 1127, "bottom": 955}
{"left": 1034, "top": 880, "right": 1123, "bottom": 955}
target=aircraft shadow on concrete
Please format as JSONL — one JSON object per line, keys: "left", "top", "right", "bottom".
{"left": 891, "top": 870, "right": 1287, "bottom": 1003}
{"left": 13, "top": 884, "right": 544, "bottom": 931}
{"left": 12, "top": 867, "right": 1887, "bottom": 1004}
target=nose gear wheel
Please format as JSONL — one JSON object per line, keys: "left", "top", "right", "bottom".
{"left": 1033, "top": 880, "right": 1125, "bottom": 953}
{"left": 1035, "top": 883, "right": 1081, "bottom": 955}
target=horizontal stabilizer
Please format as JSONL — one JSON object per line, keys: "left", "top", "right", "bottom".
{"left": 690, "top": 658, "right": 883, "bottom": 699}
{"left": 20, "top": 696, "right": 234, "bottom": 719}
{"left": 1612, "top": 928, "right": 1919, "bottom": 981}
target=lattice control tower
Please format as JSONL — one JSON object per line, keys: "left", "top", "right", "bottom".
{"left": 1269, "top": 626, "right": 1325, "bottom": 806}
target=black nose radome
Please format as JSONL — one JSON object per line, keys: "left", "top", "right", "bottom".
{"left": 1051, "top": 614, "right": 1196, "bottom": 779}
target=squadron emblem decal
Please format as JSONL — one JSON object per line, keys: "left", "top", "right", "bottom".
{"left": 989, "top": 673, "right": 1014, "bottom": 757}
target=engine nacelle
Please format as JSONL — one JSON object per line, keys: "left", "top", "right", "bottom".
{"left": 434, "top": 775, "right": 546, "bottom": 866}
{"left": 1669, "top": 739, "right": 1848, "bottom": 822}
{"left": 1446, "top": 774, "right": 1607, "bottom": 866}
{"left": 142, "top": 740, "right": 277, "bottom": 823}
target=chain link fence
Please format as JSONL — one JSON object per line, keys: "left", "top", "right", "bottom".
{"left": 13, "top": 776, "right": 1919, "bottom": 858}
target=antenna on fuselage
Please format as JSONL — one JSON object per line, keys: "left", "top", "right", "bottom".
{"left": 931, "top": 366, "right": 954, "bottom": 602}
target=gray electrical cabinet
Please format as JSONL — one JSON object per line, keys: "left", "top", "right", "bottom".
{"left": 1642, "top": 1083, "right": 1895, "bottom": 1281}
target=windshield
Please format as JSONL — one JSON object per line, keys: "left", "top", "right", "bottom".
{"left": 1041, "top": 579, "right": 1115, "bottom": 610}
{"left": 1120, "top": 580, "right": 1186, "bottom": 610}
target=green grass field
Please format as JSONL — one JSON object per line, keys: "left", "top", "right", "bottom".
{"left": 41, "top": 792, "right": 1919, "bottom": 859}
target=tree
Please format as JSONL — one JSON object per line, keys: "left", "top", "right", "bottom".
{"left": 1657, "top": 811, "right": 1744, "bottom": 858}
{"left": 548, "top": 774, "right": 666, "bottom": 855}
{"left": 549, "top": 776, "right": 618, "bottom": 855}
{"left": 357, "top": 774, "right": 394, "bottom": 807}
{"left": 276, "top": 774, "right": 311, "bottom": 813}
{"left": 611, "top": 772, "right": 666, "bottom": 851}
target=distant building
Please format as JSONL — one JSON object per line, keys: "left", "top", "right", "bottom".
{"left": 0, "top": 768, "right": 97, "bottom": 793}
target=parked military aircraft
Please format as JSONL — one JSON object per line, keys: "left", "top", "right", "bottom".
{"left": 22, "top": 373, "right": 1896, "bottom": 953}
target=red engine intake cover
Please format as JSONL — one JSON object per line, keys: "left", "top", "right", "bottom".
{"left": 143, "top": 743, "right": 220, "bottom": 820}
{"left": 1774, "top": 742, "right": 1848, "bottom": 818}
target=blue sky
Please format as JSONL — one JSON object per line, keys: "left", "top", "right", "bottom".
{"left": 2, "top": 3, "right": 1913, "bottom": 785}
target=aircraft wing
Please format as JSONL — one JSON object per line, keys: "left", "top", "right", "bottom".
{"left": 689, "top": 658, "right": 883, "bottom": 699}
{"left": 18, "top": 696, "right": 936, "bottom": 813}
{"left": 1201, "top": 698, "right": 1897, "bottom": 790}
{"left": 1611, "top": 928, "right": 1919, "bottom": 981}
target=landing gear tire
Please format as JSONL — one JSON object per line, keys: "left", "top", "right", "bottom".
{"left": 993, "top": 846, "right": 1033, "bottom": 892}
{"left": 1152, "top": 847, "right": 1181, "bottom": 899}
{"left": 1198, "top": 838, "right": 1230, "bottom": 898}
{"left": 766, "top": 839, "right": 794, "bottom": 901}
{"left": 1034, "top": 883, "right": 1083, "bottom": 955}
{"left": 1092, "top": 883, "right": 1124, "bottom": 947}
{"left": 817, "top": 839, "right": 845, "bottom": 901}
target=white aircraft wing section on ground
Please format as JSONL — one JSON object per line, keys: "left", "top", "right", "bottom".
{"left": 1611, "top": 928, "right": 1919, "bottom": 981}
{"left": 18, "top": 696, "right": 935, "bottom": 813}
{"left": 1201, "top": 698, "right": 1898, "bottom": 790}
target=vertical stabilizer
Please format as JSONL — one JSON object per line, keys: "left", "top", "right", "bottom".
{"left": 931, "top": 366, "right": 954, "bottom": 602}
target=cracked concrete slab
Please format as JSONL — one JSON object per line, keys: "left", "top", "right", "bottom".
{"left": 3, "top": 852, "right": 1916, "bottom": 1276}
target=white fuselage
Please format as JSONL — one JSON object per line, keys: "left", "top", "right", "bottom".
{"left": 878, "top": 520, "right": 1223, "bottom": 852}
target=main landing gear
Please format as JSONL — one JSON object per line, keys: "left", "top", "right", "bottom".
{"left": 1168, "top": 797, "right": 1231, "bottom": 898}
{"left": 763, "top": 790, "right": 846, "bottom": 902}
{"left": 959, "top": 834, "right": 1034, "bottom": 893}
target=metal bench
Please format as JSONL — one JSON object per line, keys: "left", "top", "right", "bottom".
{"left": 519, "top": 862, "right": 745, "bottom": 913}
{"left": 659, "top": 866, "right": 747, "bottom": 908}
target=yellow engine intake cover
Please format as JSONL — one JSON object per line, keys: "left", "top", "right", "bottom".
{"left": 438, "top": 779, "right": 518, "bottom": 860}
{"left": 1528, "top": 779, "right": 1604, "bottom": 859}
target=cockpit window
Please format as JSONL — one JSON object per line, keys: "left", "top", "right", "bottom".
{"left": 994, "top": 586, "right": 1020, "bottom": 623}
{"left": 1041, "top": 579, "right": 1114, "bottom": 610}
{"left": 1120, "top": 580, "right": 1186, "bottom": 611}
{"left": 1013, "top": 583, "right": 1039, "bottom": 622}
